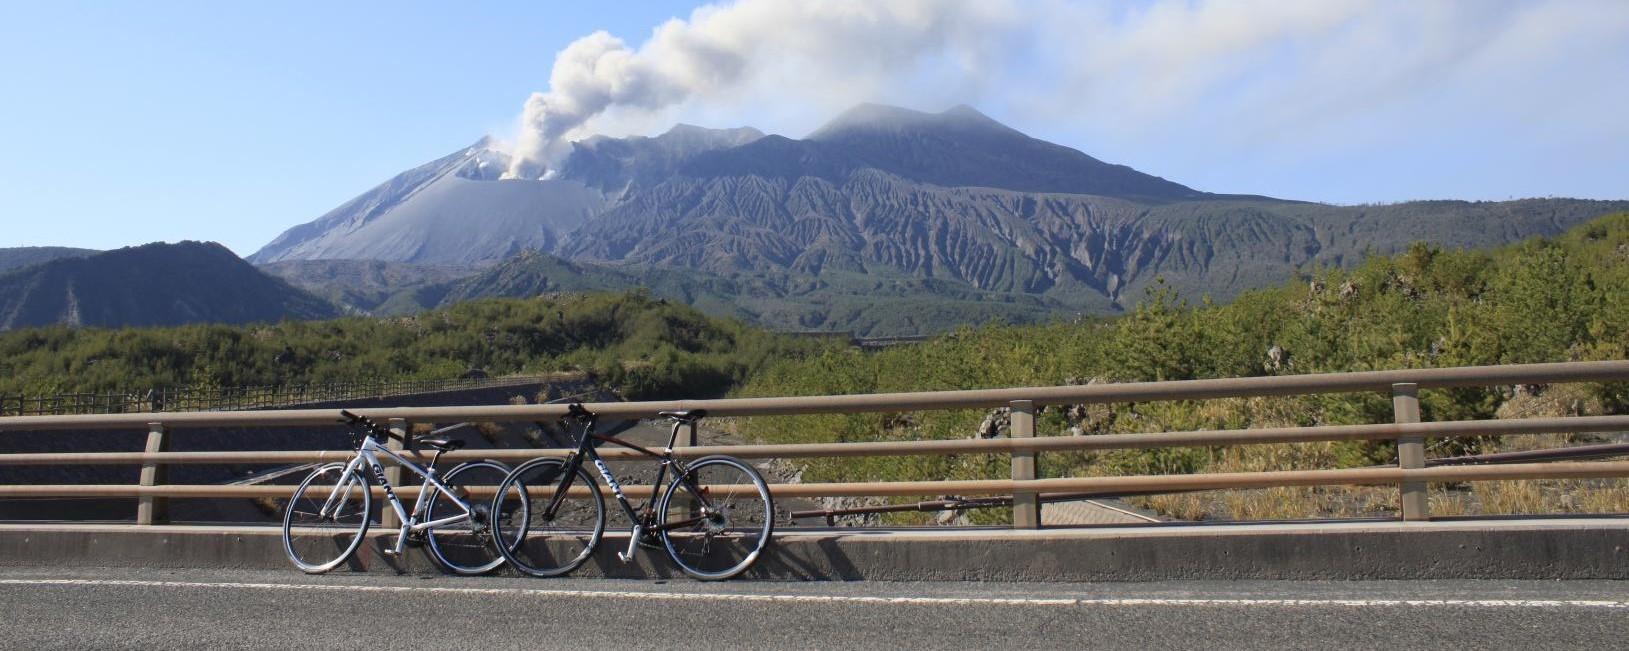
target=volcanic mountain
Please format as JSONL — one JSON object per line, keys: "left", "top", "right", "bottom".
{"left": 251, "top": 104, "right": 1629, "bottom": 334}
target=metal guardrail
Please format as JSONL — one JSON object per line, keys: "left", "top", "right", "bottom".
{"left": 0, "top": 360, "right": 1626, "bottom": 527}
{"left": 0, "top": 373, "right": 575, "bottom": 416}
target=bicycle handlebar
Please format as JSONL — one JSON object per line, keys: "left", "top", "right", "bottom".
{"left": 338, "top": 409, "right": 408, "bottom": 444}
{"left": 566, "top": 402, "right": 596, "bottom": 421}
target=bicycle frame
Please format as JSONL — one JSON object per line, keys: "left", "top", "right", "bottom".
{"left": 541, "top": 418, "right": 718, "bottom": 548}
{"left": 319, "top": 435, "right": 479, "bottom": 556}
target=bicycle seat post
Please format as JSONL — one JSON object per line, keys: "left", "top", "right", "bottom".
{"left": 658, "top": 409, "right": 706, "bottom": 450}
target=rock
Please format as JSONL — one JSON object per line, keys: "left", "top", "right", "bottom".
{"left": 1265, "top": 344, "right": 1290, "bottom": 371}
{"left": 977, "top": 408, "right": 1010, "bottom": 439}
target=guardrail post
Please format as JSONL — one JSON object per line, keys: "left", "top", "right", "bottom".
{"left": 136, "top": 422, "right": 168, "bottom": 525}
{"left": 382, "top": 418, "right": 409, "bottom": 528}
{"left": 1392, "top": 382, "right": 1428, "bottom": 521}
{"left": 1010, "top": 400, "right": 1040, "bottom": 529}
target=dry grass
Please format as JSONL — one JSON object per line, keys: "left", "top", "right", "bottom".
{"left": 1432, "top": 479, "right": 1629, "bottom": 516}
{"left": 739, "top": 387, "right": 1628, "bottom": 525}
{"left": 1124, "top": 446, "right": 1402, "bottom": 522}
{"left": 1117, "top": 389, "right": 1629, "bottom": 522}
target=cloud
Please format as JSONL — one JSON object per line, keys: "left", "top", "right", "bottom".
{"left": 504, "top": 0, "right": 1022, "bottom": 177}
{"left": 505, "top": 0, "right": 1629, "bottom": 196}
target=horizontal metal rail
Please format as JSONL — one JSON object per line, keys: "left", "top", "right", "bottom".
{"left": 0, "top": 360, "right": 1624, "bottom": 431}
{"left": 3, "top": 360, "right": 1627, "bottom": 529}
{"left": 1, "top": 415, "right": 1625, "bottom": 465}
{"left": 0, "top": 373, "right": 573, "bottom": 417}
{"left": 3, "top": 461, "right": 1627, "bottom": 499}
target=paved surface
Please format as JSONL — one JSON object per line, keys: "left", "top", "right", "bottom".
{"left": 2, "top": 567, "right": 1627, "bottom": 649}
{"left": 8, "top": 519, "right": 1629, "bottom": 581}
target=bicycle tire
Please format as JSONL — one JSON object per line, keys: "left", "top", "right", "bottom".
{"left": 491, "top": 457, "right": 605, "bottom": 577}
{"left": 658, "top": 455, "right": 774, "bottom": 580}
{"left": 282, "top": 462, "right": 372, "bottom": 574}
{"left": 424, "top": 461, "right": 529, "bottom": 575}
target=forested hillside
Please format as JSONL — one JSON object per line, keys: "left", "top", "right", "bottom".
{"left": 733, "top": 213, "right": 1629, "bottom": 520}
{"left": 0, "top": 293, "right": 829, "bottom": 400}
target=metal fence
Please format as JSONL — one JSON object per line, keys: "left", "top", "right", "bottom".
{"left": 0, "top": 373, "right": 578, "bottom": 416}
{"left": 0, "top": 360, "right": 1626, "bottom": 527}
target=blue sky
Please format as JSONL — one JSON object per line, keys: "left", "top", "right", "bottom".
{"left": 2, "top": 1, "right": 1626, "bottom": 255}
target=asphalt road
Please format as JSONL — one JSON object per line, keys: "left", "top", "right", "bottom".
{"left": 2, "top": 567, "right": 1627, "bottom": 649}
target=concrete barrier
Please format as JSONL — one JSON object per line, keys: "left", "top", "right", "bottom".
{"left": 4, "top": 519, "right": 1627, "bottom": 581}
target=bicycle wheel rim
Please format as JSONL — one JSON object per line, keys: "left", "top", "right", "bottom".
{"left": 425, "top": 461, "right": 528, "bottom": 575}
{"left": 282, "top": 463, "right": 371, "bottom": 574}
{"left": 659, "top": 456, "right": 774, "bottom": 580}
{"left": 492, "top": 457, "right": 605, "bottom": 578}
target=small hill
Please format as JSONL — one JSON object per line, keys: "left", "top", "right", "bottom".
{"left": 0, "top": 247, "right": 99, "bottom": 273}
{"left": 0, "top": 242, "right": 337, "bottom": 331}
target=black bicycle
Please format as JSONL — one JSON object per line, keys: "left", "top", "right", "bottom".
{"left": 490, "top": 404, "right": 774, "bottom": 580}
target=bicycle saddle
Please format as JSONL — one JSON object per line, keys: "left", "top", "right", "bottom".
{"left": 658, "top": 409, "right": 707, "bottom": 421}
{"left": 416, "top": 438, "right": 465, "bottom": 452}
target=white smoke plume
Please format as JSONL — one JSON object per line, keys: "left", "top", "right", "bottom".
{"left": 504, "top": 0, "right": 1629, "bottom": 199}
{"left": 503, "top": 0, "right": 1021, "bottom": 178}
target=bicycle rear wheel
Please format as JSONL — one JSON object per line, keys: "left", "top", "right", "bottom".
{"left": 424, "top": 461, "right": 528, "bottom": 575}
{"left": 491, "top": 457, "right": 605, "bottom": 577}
{"left": 658, "top": 456, "right": 773, "bottom": 580}
{"left": 282, "top": 462, "right": 372, "bottom": 573}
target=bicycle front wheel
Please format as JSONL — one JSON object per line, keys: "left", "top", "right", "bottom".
{"left": 658, "top": 456, "right": 774, "bottom": 580}
{"left": 282, "top": 462, "right": 372, "bottom": 573}
{"left": 491, "top": 457, "right": 605, "bottom": 577}
{"left": 424, "top": 461, "right": 528, "bottom": 575}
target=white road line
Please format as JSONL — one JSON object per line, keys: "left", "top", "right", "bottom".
{"left": 0, "top": 578, "right": 1626, "bottom": 609}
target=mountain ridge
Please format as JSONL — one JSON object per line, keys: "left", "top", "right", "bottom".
{"left": 0, "top": 247, "right": 100, "bottom": 274}
{"left": 244, "top": 103, "right": 1629, "bottom": 334}
{"left": 0, "top": 242, "right": 336, "bottom": 331}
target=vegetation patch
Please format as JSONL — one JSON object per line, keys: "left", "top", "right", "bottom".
{"left": 0, "top": 291, "right": 832, "bottom": 401}
{"left": 733, "top": 213, "right": 1629, "bottom": 522}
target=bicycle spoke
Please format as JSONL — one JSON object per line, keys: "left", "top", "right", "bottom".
{"left": 282, "top": 463, "right": 371, "bottom": 573}
{"left": 491, "top": 458, "right": 605, "bottom": 578}
{"left": 659, "top": 457, "right": 773, "bottom": 580}
{"left": 425, "top": 461, "right": 526, "bottom": 575}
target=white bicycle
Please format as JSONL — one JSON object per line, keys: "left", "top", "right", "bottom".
{"left": 280, "top": 410, "right": 528, "bottom": 574}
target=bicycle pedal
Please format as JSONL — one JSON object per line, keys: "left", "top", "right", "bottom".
{"left": 380, "top": 548, "right": 401, "bottom": 558}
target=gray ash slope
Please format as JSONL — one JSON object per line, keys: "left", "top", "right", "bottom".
{"left": 248, "top": 138, "right": 603, "bottom": 266}
{"left": 250, "top": 104, "right": 1629, "bottom": 334}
